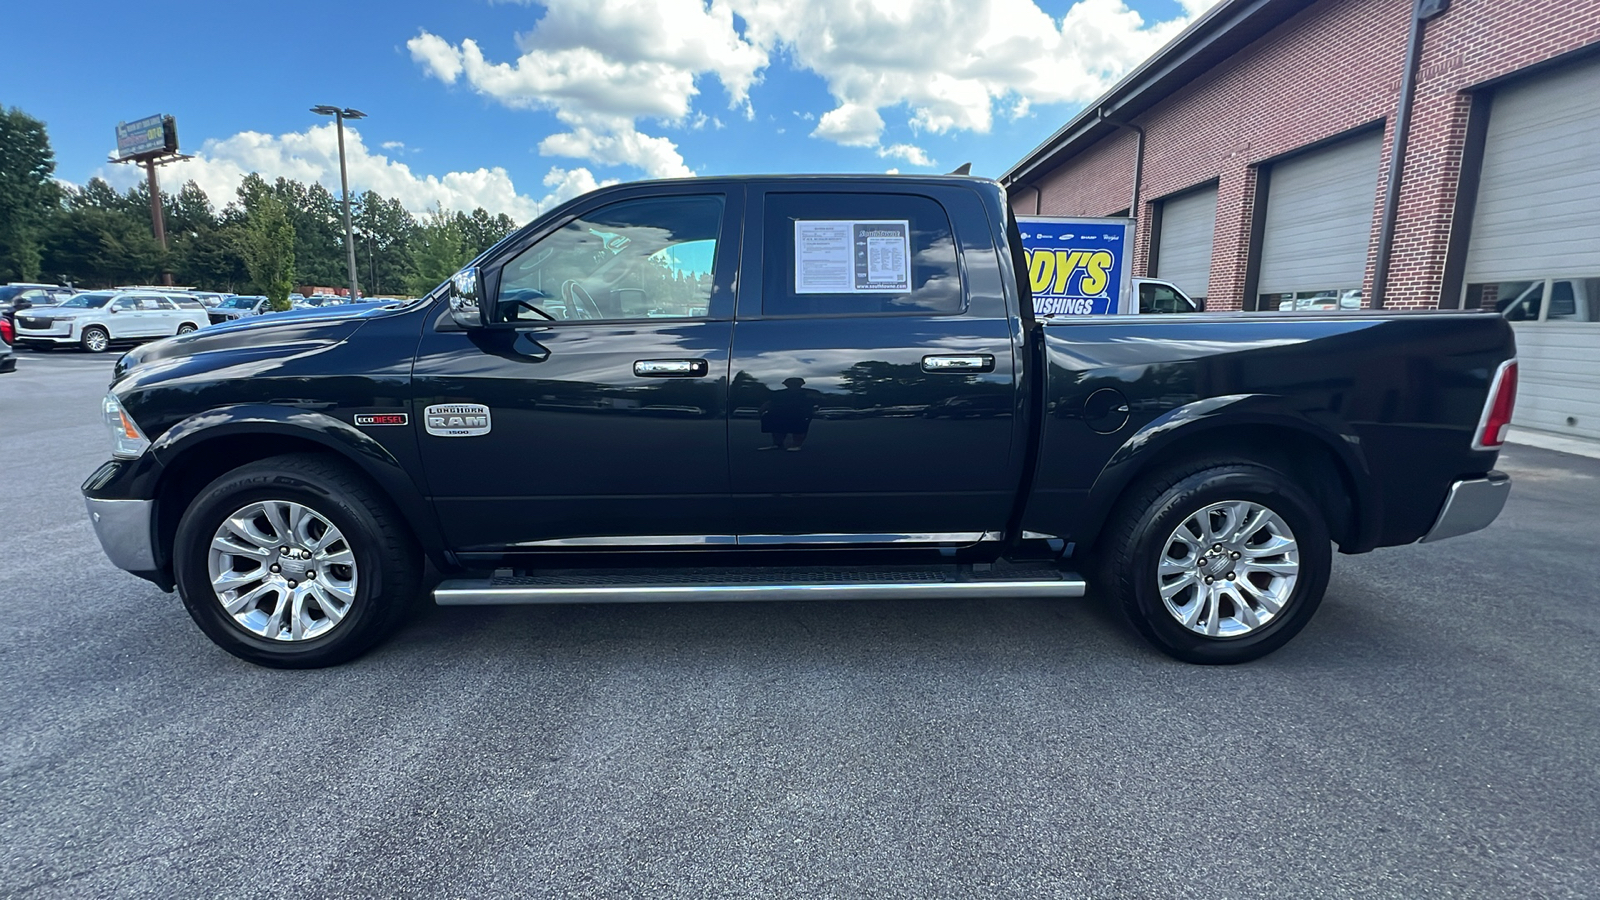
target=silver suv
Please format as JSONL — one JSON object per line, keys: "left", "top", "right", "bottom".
{"left": 13, "top": 290, "right": 211, "bottom": 352}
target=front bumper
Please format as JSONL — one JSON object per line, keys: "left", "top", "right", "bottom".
{"left": 85, "top": 496, "right": 159, "bottom": 572}
{"left": 14, "top": 319, "right": 77, "bottom": 344}
{"left": 1418, "top": 472, "right": 1511, "bottom": 543}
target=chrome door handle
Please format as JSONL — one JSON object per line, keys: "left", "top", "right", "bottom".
{"left": 633, "top": 358, "right": 709, "bottom": 377}
{"left": 922, "top": 354, "right": 995, "bottom": 373}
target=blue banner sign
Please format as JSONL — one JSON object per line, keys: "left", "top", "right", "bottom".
{"left": 1017, "top": 217, "right": 1133, "bottom": 316}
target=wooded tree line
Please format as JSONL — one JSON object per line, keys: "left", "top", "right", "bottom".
{"left": 0, "top": 105, "right": 519, "bottom": 305}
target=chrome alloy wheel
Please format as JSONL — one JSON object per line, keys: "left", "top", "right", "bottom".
{"left": 83, "top": 329, "right": 108, "bottom": 352}
{"left": 1156, "top": 500, "right": 1299, "bottom": 638}
{"left": 207, "top": 500, "right": 359, "bottom": 641}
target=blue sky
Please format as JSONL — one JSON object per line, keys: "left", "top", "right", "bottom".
{"left": 5, "top": 0, "right": 1213, "bottom": 222}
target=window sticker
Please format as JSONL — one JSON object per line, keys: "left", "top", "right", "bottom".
{"left": 794, "top": 219, "right": 911, "bottom": 294}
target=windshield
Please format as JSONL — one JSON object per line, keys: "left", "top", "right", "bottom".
{"left": 0, "top": 286, "right": 26, "bottom": 303}
{"left": 220, "top": 297, "right": 258, "bottom": 309}
{"left": 59, "top": 293, "right": 112, "bottom": 309}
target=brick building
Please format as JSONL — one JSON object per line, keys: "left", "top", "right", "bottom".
{"left": 1002, "top": 0, "right": 1600, "bottom": 443}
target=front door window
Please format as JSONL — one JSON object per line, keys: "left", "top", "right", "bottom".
{"left": 497, "top": 196, "right": 723, "bottom": 323}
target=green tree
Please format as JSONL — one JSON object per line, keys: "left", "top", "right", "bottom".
{"left": 0, "top": 106, "right": 62, "bottom": 281}
{"left": 460, "top": 206, "right": 517, "bottom": 257}
{"left": 272, "top": 178, "right": 344, "bottom": 286}
{"left": 168, "top": 180, "right": 217, "bottom": 234}
{"left": 236, "top": 175, "right": 296, "bottom": 309}
{"left": 41, "top": 206, "right": 165, "bottom": 287}
{"left": 407, "top": 206, "right": 472, "bottom": 295}
{"left": 163, "top": 181, "right": 249, "bottom": 290}
{"left": 354, "top": 190, "right": 417, "bottom": 297}
{"left": 68, "top": 177, "right": 128, "bottom": 213}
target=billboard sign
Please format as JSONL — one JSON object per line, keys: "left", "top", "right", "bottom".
{"left": 115, "top": 114, "right": 167, "bottom": 159}
{"left": 1016, "top": 216, "right": 1135, "bottom": 316}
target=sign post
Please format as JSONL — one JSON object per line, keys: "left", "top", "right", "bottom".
{"left": 111, "top": 114, "right": 190, "bottom": 285}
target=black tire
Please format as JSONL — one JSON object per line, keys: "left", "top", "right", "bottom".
{"left": 173, "top": 453, "right": 421, "bottom": 668}
{"left": 1099, "top": 458, "right": 1332, "bottom": 664}
{"left": 176, "top": 323, "right": 197, "bottom": 335}
{"left": 80, "top": 325, "right": 110, "bottom": 353}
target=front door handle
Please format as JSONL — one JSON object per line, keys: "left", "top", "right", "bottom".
{"left": 922, "top": 354, "right": 995, "bottom": 373}
{"left": 634, "top": 358, "right": 709, "bottom": 377}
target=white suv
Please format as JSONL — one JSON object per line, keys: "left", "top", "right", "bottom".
{"left": 13, "top": 290, "right": 211, "bottom": 353}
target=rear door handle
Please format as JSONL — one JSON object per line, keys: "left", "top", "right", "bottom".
{"left": 633, "top": 358, "right": 709, "bottom": 377}
{"left": 922, "top": 354, "right": 995, "bottom": 373}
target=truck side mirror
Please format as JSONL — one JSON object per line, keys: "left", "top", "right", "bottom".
{"left": 448, "top": 267, "right": 484, "bottom": 329}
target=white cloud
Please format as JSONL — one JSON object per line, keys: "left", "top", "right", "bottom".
{"left": 407, "top": 0, "right": 768, "bottom": 177}
{"left": 408, "top": 0, "right": 1220, "bottom": 171}
{"left": 380, "top": 140, "right": 407, "bottom": 152}
{"left": 94, "top": 123, "right": 603, "bottom": 223}
{"left": 537, "top": 126, "right": 692, "bottom": 178}
{"left": 812, "top": 103, "right": 883, "bottom": 147}
{"left": 878, "top": 143, "right": 934, "bottom": 167}
{"left": 737, "top": 0, "right": 1218, "bottom": 147}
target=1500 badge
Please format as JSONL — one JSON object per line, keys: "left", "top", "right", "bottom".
{"left": 424, "top": 404, "right": 492, "bottom": 437}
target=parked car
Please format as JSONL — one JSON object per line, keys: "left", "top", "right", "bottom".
{"left": 0, "top": 283, "right": 77, "bottom": 324}
{"left": 293, "top": 295, "right": 335, "bottom": 309}
{"left": 1276, "top": 289, "right": 1363, "bottom": 312}
{"left": 13, "top": 290, "right": 209, "bottom": 352}
{"left": 83, "top": 175, "right": 1517, "bottom": 670}
{"left": 0, "top": 312, "right": 15, "bottom": 373}
{"left": 207, "top": 295, "right": 270, "bottom": 325}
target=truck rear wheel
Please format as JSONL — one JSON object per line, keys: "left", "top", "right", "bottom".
{"left": 1100, "top": 459, "right": 1331, "bottom": 664}
{"left": 172, "top": 453, "right": 421, "bottom": 668}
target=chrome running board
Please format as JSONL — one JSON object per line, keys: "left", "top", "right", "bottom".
{"left": 434, "top": 565, "right": 1086, "bottom": 606}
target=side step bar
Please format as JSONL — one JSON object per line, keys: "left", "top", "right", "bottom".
{"left": 434, "top": 567, "right": 1087, "bottom": 606}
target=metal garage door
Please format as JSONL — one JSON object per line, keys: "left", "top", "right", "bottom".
{"left": 1463, "top": 58, "right": 1600, "bottom": 442}
{"left": 1256, "top": 131, "right": 1383, "bottom": 310}
{"left": 1155, "top": 185, "right": 1217, "bottom": 300}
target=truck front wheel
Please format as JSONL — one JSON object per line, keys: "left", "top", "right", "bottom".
{"left": 172, "top": 453, "right": 421, "bottom": 668}
{"left": 1101, "top": 460, "right": 1332, "bottom": 664}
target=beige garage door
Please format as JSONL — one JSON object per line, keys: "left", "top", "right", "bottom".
{"left": 1154, "top": 185, "right": 1217, "bottom": 301}
{"left": 1463, "top": 57, "right": 1600, "bottom": 442}
{"left": 1256, "top": 131, "right": 1383, "bottom": 311}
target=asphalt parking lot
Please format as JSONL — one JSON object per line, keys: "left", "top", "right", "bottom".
{"left": 1, "top": 348, "right": 1597, "bottom": 899}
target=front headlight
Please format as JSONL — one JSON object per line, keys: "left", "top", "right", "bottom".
{"left": 103, "top": 393, "right": 150, "bottom": 459}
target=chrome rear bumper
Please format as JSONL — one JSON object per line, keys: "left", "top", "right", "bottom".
{"left": 1418, "top": 472, "right": 1511, "bottom": 543}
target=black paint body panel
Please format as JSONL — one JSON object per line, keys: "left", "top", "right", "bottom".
{"left": 83, "top": 175, "right": 1515, "bottom": 588}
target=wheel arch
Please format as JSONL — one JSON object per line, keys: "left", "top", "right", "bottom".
{"left": 1079, "top": 398, "right": 1382, "bottom": 556}
{"left": 148, "top": 405, "right": 449, "bottom": 580}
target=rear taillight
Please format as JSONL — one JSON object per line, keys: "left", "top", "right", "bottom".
{"left": 0, "top": 317, "right": 13, "bottom": 344}
{"left": 1472, "top": 359, "right": 1518, "bottom": 451}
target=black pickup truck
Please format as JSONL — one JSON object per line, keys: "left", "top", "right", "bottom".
{"left": 83, "top": 175, "right": 1518, "bottom": 668}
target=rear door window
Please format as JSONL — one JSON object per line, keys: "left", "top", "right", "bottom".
{"left": 761, "top": 192, "right": 963, "bottom": 317}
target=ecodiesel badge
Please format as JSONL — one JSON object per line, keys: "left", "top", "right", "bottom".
{"left": 424, "top": 403, "right": 492, "bottom": 437}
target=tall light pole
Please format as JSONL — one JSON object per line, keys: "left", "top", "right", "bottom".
{"left": 311, "top": 105, "right": 365, "bottom": 299}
